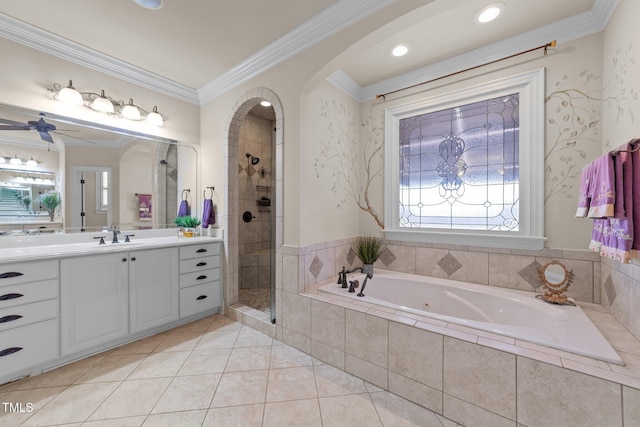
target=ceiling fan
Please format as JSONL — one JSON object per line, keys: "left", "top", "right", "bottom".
{"left": 0, "top": 112, "right": 94, "bottom": 146}
{"left": 0, "top": 113, "right": 58, "bottom": 143}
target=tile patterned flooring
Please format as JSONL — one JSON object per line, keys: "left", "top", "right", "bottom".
{"left": 0, "top": 314, "right": 461, "bottom": 427}
{"left": 238, "top": 289, "right": 271, "bottom": 313}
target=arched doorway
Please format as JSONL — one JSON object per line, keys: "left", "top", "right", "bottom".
{"left": 224, "top": 88, "right": 283, "bottom": 324}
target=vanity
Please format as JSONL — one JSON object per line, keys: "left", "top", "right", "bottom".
{"left": 0, "top": 102, "right": 216, "bottom": 385}
{"left": 0, "top": 230, "right": 223, "bottom": 385}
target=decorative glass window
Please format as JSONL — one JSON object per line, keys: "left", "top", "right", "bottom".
{"left": 384, "top": 69, "right": 545, "bottom": 249}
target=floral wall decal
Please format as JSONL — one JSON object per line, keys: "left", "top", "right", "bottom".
{"left": 315, "top": 98, "right": 384, "bottom": 228}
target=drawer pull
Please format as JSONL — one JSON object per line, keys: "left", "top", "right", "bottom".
{"left": 196, "top": 248, "right": 207, "bottom": 253}
{"left": 196, "top": 275, "right": 207, "bottom": 280}
{"left": 0, "top": 347, "right": 23, "bottom": 357}
{"left": 196, "top": 295, "right": 208, "bottom": 300}
{"left": 0, "top": 293, "right": 23, "bottom": 301}
{"left": 196, "top": 262, "right": 208, "bottom": 267}
{"left": 0, "top": 272, "right": 24, "bottom": 280}
{"left": 0, "top": 315, "right": 22, "bottom": 323}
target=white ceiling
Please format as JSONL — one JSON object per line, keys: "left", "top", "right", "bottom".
{"left": 0, "top": 0, "right": 610, "bottom": 105}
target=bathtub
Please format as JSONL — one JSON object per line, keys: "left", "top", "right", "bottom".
{"left": 319, "top": 270, "right": 623, "bottom": 365}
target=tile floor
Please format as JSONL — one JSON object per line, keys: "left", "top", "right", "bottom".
{"left": 238, "top": 289, "right": 271, "bottom": 313}
{"left": 0, "top": 314, "right": 461, "bottom": 427}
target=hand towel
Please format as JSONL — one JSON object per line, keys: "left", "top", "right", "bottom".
{"left": 138, "top": 194, "right": 152, "bottom": 222}
{"left": 586, "top": 153, "right": 615, "bottom": 218}
{"left": 178, "top": 199, "right": 190, "bottom": 217}
{"left": 202, "top": 198, "right": 216, "bottom": 228}
{"left": 576, "top": 162, "right": 593, "bottom": 217}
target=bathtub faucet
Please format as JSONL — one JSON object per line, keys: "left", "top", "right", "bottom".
{"left": 337, "top": 266, "right": 362, "bottom": 289}
{"left": 357, "top": 271, "right": 373, "bottom": 297}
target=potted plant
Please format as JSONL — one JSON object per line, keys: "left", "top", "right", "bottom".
{"left": 353, "top": 235, "right": 386, "bottom": 276}
{"left": 40, "top": 192, "right": 61, "bottom": 222}
{"left": 175, "top": 216, "right": 201, "bottom": 237}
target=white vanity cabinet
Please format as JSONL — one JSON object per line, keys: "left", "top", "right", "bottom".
{"left": 179, "top": 242, "right": 222, "bottom": 318}
{"left": 129, "top": 247, "right": 179, "bottom": 333}
{"left": 61, "top": 253, "right": 129, "bottom": 355}
{"left": 61, "top": 247, "right": 179, "bottom": 355}
{"left": 0, "top": 259, "right": 59, "bottom": 378}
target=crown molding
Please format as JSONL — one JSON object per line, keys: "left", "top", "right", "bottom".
{"left": 331, "top": 0, "right": 619, "bottom": 103}
{"left": 197, "top": 0, "right": 396, "bottom": 104}
{"left": 0, "top": 12, "right": 200, "bottom": 104}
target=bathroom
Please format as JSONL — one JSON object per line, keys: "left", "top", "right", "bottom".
{"left": 0, "top": 0, "right": 639, "bottom": 426}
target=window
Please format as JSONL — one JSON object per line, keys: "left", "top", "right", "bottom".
{"left": 95, "top": 170, "right": 109, "bottom": 212}
{"left": 384, "top": 68, "right": 545, "bottom": 250}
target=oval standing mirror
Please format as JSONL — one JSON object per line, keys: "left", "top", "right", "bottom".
{"left": 0, "top": 103, "right": 195, "bottom": 235}
{"left": 536, "top": 260, "right": 575, "bottom": 306}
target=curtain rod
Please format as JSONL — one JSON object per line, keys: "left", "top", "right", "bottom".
{"left": 375, "top": 40, "right": 557, "bottom": 101}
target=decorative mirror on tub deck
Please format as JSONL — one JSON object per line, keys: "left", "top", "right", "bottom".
{"left": 536, "top": 260, "right": 576, "bottom": 306}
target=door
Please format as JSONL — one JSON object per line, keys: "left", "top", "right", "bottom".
{"left": 61, "top": 253, "right": 129, "bottom": 355}
{"left": 129, "top": 247, "right": 179, "bottom": 333}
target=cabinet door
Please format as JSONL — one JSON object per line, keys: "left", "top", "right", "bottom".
{"left": 61, "top": 253, "right": 129, "bottom": 355}
{"left": 129, "top": 247, "right": 178, "bottom": 333}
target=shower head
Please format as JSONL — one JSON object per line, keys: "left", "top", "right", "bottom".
{"left": 246, "top": 153, "right": 260, "bottom": 165}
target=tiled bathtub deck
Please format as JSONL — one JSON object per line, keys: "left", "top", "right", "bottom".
{"left": 0, "top": 314, "right": 460, "bottom": 427}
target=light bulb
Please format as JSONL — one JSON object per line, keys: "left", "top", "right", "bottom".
{"left": 90, "top": 90, "right": 115, "bottom": 113}
{"left": 146, "top": 106, "right": 164, "bottom": 126}
{"left": 57, "top": 80, "right": 83, "bottom": 106}
{"left": 26, "top": 157, "right": 37, "bottom": 167}
{"left": 121, "top": 99, "right": 141, "bottom": 120}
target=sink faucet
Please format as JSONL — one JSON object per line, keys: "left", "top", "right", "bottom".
{"left": 110, "top": 225, "right": 120, "bottom": 243}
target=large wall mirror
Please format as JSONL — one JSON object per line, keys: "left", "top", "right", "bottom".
{"left": 0, "top": 103, "right": 198, "bottom": 235}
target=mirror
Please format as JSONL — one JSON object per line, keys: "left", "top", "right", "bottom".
{"left": 536, "top": 260, "right": 575, "bottom": 306}
{"left": 0, "top": 103, "right": 195, "bottom": 235}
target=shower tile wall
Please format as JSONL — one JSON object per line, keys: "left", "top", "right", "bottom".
{"left": 238, "top": 112, "right": 273, "bottom": 289}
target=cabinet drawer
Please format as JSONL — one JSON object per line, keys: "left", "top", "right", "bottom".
{"left": 179, "top": 255, "right": 220, "bottom": 274}
{"left": 180, "top": 268, "right": 220, "bottom": 288}
{"left": 0, "top": 298, "right": 58, "bottom": 333}
{"left": 180, "top": 281, "right": 221, "bottom": 318}
{"left": 0, "top": 279, "right": 59, "bottom": 310}
{"left": 0, "top": 319, "right": 59, "bottom": 378}
{"left": 179, "top": 243, "right": 220, "bottom": 260}
{"left": 0, "top": 259, "right": 58, "bottom": 286}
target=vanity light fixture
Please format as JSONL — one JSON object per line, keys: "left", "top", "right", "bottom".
{"left": 56, "top": 80, "right": 84, "bottom": 106}
{"left": 26, "top": 157, "right": 38, "bottom": 167}
{"left": 0, "top": 157, "right": 5, "bottom": 164}
{"left": 90, "top": 90, "right": 115, "bottom": 114}
{"left": 391, "top": 44, "right": 410, "bottom": 57}
{"left": 121, "top": 99, "right": 142, "bottom": 121}
{"left": 9, "top": 156, "right": 22, "bottom": 166}
{"left": 475, "top": 3, "right": 505, "bottom": 24}
{"left": 50, "top": 81, "right": 164, "bottom": 127}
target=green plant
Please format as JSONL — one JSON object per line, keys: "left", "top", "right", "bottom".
{"left": 353, "top": 235, "right": 386, "bottom": 265}
{"left": 40, "top": 192, "right": 61, "bottom": 210}
{"left": 22, "top": 196, "right": 31, "bottom": 210}
{"left": 174, "top": 216, "right": 201, "bottom": 228}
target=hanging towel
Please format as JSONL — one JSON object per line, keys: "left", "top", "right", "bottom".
{"left": 202, "top": 198, "right": 216, "bottom": 228}
{"left": 138, "top": 194, "right": 152, "bottom": 222}
{"left": 178, "top": 200, "right": 190, "bottom": 217}
{"left": 593, "top": 146, "right": 634, "bottom": 263}
{"left": 586, "top": 154, "right": 616, "bottom": 218}
{"left": 575, "top": 162, "right": 593, "bottom": 217}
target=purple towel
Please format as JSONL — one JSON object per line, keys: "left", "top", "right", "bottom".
{"left": 591, "top": 146, "right": 634, "bottom": 263}
{"left": 576, "top": 162, "right": 593, "bottom": 217}
{"left": 202, "top": 198, "right": 216, "bottom": 228}
{"left": 586, "top": 154, "right": 615, "bottom": 218}
{"left": 178, "top": 200, "right": 190, "bottom": 217}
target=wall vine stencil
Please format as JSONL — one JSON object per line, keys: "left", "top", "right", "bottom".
{"left": 315, "top": 99, "right": 384, "bottom": 228}
{"left": 545, "top": 44, "right": 637, "bottom": 202}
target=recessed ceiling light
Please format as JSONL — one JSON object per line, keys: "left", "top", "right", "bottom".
{"left": 391, "top": 44, "right": 410, "bottom": 57}
{"left": 131, "top": 0, "right": 163, "bottom": 10}
{"left": 475, "top": 3, "right": 505, "bottom": 24}
{"left": 260, "top": 101, "right": 272, "bottom": 107}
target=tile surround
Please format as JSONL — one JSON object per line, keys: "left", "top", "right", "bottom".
{"left": 221, "top": 237, "right": 640, "bottom": 427}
